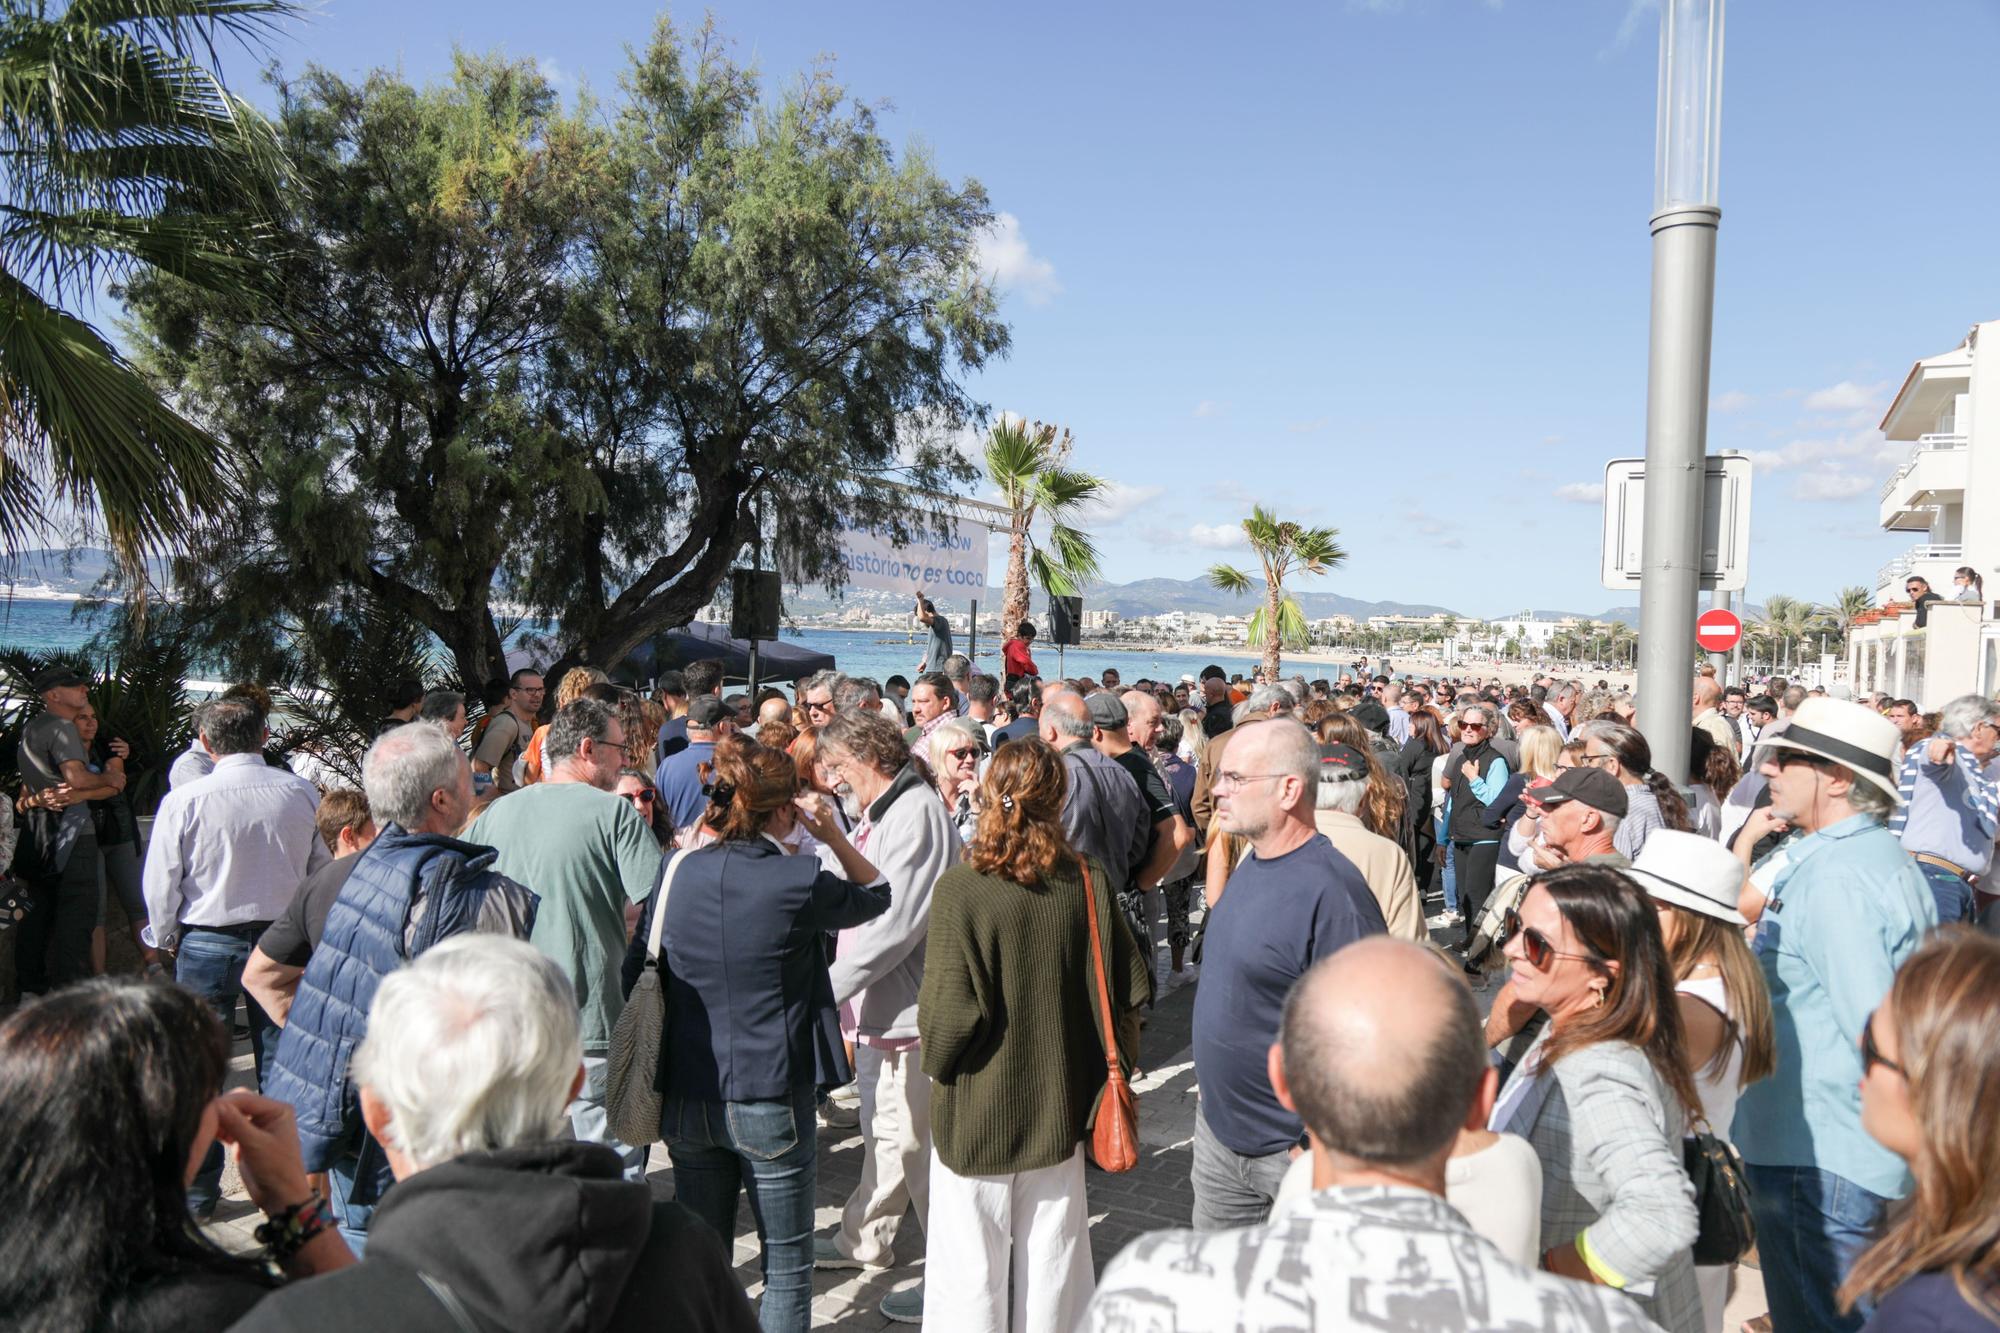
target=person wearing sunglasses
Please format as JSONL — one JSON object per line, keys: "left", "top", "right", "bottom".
{"left": 1487, "top": 863, "right": 1704, "bottom": 1333}
{"left": 924, "top": 715, "right": 989, "bottom": 846}
{"left": 1905, "top": 575, "right": 1943, "bottom": 629}
{"left": 1732, "top": 698, "right": 1938, "bottom": 1333}
{"left": 1442, "top": 705, "right": 1510, "bottom": 933}
{"left": 1842, "top": 929, "right": 2000, "bottom": 1330}
{"left": 614, "top": 768, "right": 671, "bottom": 849}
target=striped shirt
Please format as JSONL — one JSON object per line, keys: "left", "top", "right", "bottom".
{"left": 1889, "top": 745, "right": 2000, "bottom": 877}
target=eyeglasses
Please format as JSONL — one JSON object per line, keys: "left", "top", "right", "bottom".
{"left": 804, "top": 698, "right": 835, "bottom": 715}
{"left": 944, "top": 746, "right": 982, "bottom": 761}
{"left": 1501, "top": 907, "right": 1605, "bottom": 971}
{"left": 1861, "top": 1009, "right": 1904, "bottom": 1077}
{"left": 1213, "top": 771, "right": 1287, "bottom": 791}
{"left": 1581, "top": 752, "right": 1618, "bottom": 769}
{"left": 623, "top": 790, "right": 656, "bottom": 806}
{"left": 1460, "top": 721, "right": 1486, "bottom": 732}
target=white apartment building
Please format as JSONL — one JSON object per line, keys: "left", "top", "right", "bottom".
{"left": 1486, "top": 616, "right": 1562, "bottom": 650}
{"left": 1851, "top": 318, "right": 2000, "bottom": 704}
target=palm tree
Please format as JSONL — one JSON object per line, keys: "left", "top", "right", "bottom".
{"left": 1754, "top": 595, "right": 1826, "bottom": 671}
{"left": 1205, "top": 505, "right": 1347, "bottom": 680}
{"left": 982, "top": 419, "right": 1106, "bottom": 635}
{"left": 0, "top": 0, "right": 294, "bottom": 564}
{"left": 1820, "top": 585, "right": 1874, "bottom": 652}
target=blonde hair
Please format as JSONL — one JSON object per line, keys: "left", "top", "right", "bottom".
{"left": 553, "top": 666, "right": 607, "bottom": 711}
{"left": 1663, "top": 906, "right": 1775, "bottom": 1087}
{"left": 1516, "top": 724, "right": 1562, "bottom": 781}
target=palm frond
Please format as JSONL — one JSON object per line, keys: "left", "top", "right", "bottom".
{"left": 1274, "top": 595, "right": 1310, "bottom": 649}
{"left": 1207, "top": 564, "right": 1252, "bottom": 594}
{"left": 1043, "top": 519, "right": 1100, "bottom": 586}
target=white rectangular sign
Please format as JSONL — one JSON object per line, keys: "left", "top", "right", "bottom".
{"left": 837, "top": 518, "right": 991, "bottom": 598}
{"left": 1600, "top": 454, "right": 1752, "bottom": 592}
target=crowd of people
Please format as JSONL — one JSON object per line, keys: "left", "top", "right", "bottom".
{"left": 2, "top": 616, "right": 1998, "bottom": 1333}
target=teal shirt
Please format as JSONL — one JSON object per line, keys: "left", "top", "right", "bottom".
{"left": 1731, "top": 814, "right": 1935, "bottom": 1197}
{"left": 468, "top": 782, "right": 664, "bottom": 1054}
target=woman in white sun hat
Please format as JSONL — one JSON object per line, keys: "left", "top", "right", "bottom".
{"left": 1625, "top": 830, "right": 1777, "bottom": 1333}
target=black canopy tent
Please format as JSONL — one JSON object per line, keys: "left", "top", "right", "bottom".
{"left": 508, "top": 624, "right": 833, "bottom": 690}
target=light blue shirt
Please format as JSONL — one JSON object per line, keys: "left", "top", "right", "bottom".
{"left": 1731, "top": 814, "right": 1936, "bottom": 1197}
{"left": 1890, "top": 746, "right": 2000, "bottom": 876}
{"left": 142, "top": 753, "right": 329, "bottom": 946}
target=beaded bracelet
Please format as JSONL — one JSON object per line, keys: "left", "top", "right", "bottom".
{"left": 254, "top": 1192, "right": 334, "bottom": 1261}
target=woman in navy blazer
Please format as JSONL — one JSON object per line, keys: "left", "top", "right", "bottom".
{"left": 658, "top": 737, "right": 889, "bottom": 1333}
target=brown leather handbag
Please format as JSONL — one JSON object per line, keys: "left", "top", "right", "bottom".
{"left": 1081, "top": 857, "right": 1139, "bottom": 1173}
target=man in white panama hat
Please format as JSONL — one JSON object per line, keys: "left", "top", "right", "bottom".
{"left": 1728, "top": 698, "right": 1936, "bottom": 1333}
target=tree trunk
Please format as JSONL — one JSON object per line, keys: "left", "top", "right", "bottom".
{"left": 1262, "top": 585, "right": 1282, "bottom": 681}
{"left": 1001, "top": 514, "right": 1030, "bottom": 635}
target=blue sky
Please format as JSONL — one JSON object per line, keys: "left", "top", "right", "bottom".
{"left": 207, "top": 0, "right": 2000, "bottom": 618}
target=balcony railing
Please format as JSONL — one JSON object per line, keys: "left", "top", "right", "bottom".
{"left": 1878, "top": 543, "right": 1965, "bottom": 589}
{"left": 1880, "top": 433, "right": 1971, "bottom": 502}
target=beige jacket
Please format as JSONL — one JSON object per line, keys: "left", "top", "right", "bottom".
{"left": 1311, "top": 810, "right": 1426, "bottom": 943}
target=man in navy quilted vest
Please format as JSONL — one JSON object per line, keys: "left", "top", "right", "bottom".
{"left": 263, "top": 723, "right": 538, "bottom": 1252}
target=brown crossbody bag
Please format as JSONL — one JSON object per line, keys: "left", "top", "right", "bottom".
{"left": 1081, "top": 857, "right": 1139, "bottom": 1173}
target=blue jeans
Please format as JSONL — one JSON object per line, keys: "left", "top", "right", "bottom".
{"left": 1436, "top": 815, "right": 1458, "bottom": 914}
{"left": 1745, "top": 1162, "right": 1887, "bottom": 1333}
{"left": 665, "top": 1088, "right": 817, "bottom": 1333}
{"left": 176, "top": 923, "right": 279, "bottom": 1211}
{"left": 1915, "top": 860, "right": 1975, "bottom": 925}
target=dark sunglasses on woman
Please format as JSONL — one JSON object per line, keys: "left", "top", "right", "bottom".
{"left": 1500, "top": 906, "right": 1605, "bottom": 972}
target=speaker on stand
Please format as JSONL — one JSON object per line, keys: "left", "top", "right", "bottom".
{"left": 1048, "top": 595, "right": 1082, "bottom": 677}
{"left": 730, "top": 569, "right": 782, "bottom": 692}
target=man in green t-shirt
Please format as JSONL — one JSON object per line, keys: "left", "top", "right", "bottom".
{"left": 466, "top": 696, "right": 663, "bottom": 1176}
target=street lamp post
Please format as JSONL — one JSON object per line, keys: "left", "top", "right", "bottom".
{"left": 1635, "top": 0, "right": 1725, "bottom": 784}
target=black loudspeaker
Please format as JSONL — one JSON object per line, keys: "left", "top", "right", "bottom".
{"left": 1048, "top": 595, "right": 1082, "bottom": 646}
{"left": 730, "top": 569, "right": 782, "bottom": 640}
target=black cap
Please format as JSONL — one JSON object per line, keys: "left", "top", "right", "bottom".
{"left": 31, "top": 665, "right": 88, "bottom": 693}
{"left": 1526, "top": 767, "right": 1629, "bottom": 819}
{"left": 687, "top": 695, "right": 732, "bottom": 729}
{"left": 1319, "top": 741, "right": 1369, "bottom": 778}
{"left": 1348, "top": 700, "right": 1391, "bottom": 735}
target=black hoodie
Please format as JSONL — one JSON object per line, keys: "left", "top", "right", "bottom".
{"left": 229, "top": 1142, "right": 755, "bottom": 1333}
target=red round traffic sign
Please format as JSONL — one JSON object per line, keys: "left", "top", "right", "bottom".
{"left": 1696, "top": 608, "right": 1743, "bottom": 652}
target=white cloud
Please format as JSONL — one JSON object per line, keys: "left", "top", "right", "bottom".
{"left": 1186, "top": 522, "right": 1246, "bottom": 550}
{"left": 536, "top": 57, "right": 570, "bottom": 87}
{"left": 974, "top": 213, "right": 1061, "bottom": 306}
{"left": 1746, "top": 429, "right": 1903, "bottom": 474}
{"left": 1084, "top": 481, "right": 1165, "bottom": 526}
{"left": 1606, "top": 0, "right": 1657, "bottom": 53}
{"left": 1794, "top": 471, "right": 1875, "bottom": 502}
{"left": 1554, "top": 482, "right": 1606, "bottom": 503}
{"left": 1803, "top": 380, "right": 1890, "bottom": 413}
{"left": 1712, "top": 390, "right": 1753, "bottom": 413}
{"left": 1193, "top": 399, "right": 1225, "bottom": 419}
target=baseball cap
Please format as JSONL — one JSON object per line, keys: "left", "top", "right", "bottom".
{"left": 1318, "top": 741, "right": 1369, "bottom": 779}
{"left": 1085, "top": 691, "right": 1128, "bottom": 729}
{"left": 31, "top": 665, "right": 88, "bottom": 693}
{"left": 687, "top": 695, "right": 732, "bottom": 728}
{"left": 1525, "top": 767, "right": 1629, "bottom": 819}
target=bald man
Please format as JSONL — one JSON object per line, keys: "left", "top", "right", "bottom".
{"left": 1089, "top": 939, "right": 1667, "bottom": 1331}
{"left": 1692, "top": 677, "right": 1736, "bottom": 755}
{"left": 1039, "top": 692, "right": 1152, "bottom": 902}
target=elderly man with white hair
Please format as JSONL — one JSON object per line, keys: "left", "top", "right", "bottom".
{"left": 234, "top": 936, "right": 757, "bottom": 1333}
{"left": 1888, "top": 692, "right": 2000, "bottom": 925}
{"left": 1312, "top": 742, "right": 1424, "bottom": 942}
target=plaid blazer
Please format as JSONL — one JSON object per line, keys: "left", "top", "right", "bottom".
{"left": 1511, "top": 1035, "right": 1704, "bottom": 1333}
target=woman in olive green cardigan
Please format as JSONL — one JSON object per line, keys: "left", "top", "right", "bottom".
{"left": 917, "top": 738, "right": 1151, "bottom": 1332}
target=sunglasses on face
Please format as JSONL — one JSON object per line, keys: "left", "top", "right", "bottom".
{"left": 1460, "top": 721, "right": 1486, "bottom": 732}
{"left": 945, "top": 746, "right": 982, "bottom": 762}
{"left": 623, "top": 789, "right": 655, "bottom": 805}
{"left": 1501, "top": 907, "right": 1604, "bottom": 972}
{"left": 1861, "top": 1009, "right": 1904, "bottom": 1077}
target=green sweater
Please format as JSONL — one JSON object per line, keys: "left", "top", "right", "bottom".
{"left": 918, "top": 855, "right": 1151, "bottom": 1176}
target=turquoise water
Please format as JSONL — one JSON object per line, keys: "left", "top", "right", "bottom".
{"left": 0, "top": 599, "right": 1279, "bottom": 686}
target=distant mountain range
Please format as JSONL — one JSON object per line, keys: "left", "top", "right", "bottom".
{"left": 3, "top": 548, "right": 1722, "bottom": 630}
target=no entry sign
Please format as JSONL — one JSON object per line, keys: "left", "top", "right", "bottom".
{"left": 1696, "top": 608, "right": 1743, "bottom": 652}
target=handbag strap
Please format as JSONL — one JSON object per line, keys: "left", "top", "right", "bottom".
{"left": 645, "top": 848, "right": 694, "bottom": 963}
{"left": 1079, "top": 857, "right": 1120, "bottom": 1079}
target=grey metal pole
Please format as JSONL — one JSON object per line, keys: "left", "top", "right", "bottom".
{"left": 1633, "top": 203, "right": 1720, "bottom": 785}
{"left": 1709, "top": 588, "right": 1732, "bottom": 681}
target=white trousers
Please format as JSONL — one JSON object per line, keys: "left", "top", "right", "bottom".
{"left": 834, "top": 1043, "right": 932, "bottom": 1265}
{"left": 921, "top": 1146, "right": 1094, "bottom": 1333}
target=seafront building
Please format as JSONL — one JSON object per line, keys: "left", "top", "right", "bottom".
{"left": 1849, "top": 317, "right": 2000, "bottom": 704}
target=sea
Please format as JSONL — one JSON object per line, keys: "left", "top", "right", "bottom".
{"left": 0, "top": 598, "right": 1281, "bottom": 687}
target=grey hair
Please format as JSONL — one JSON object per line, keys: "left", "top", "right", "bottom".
{"left": 418, "top": 689, "right": 464, "bottom": 724}
{"left": 834, "top": 675, "right": 882, "bottom": 712}
{"left": 1282, "top": 678, "right": 1308, "bottom": 708}
{"left": 805, "top": 671, "right": 846, "bottom": 701}
{"left": 198, "top": 699, "right": 265, "bottom": 757}
{"left": 363, "top": 723, "right": 467, "bottom": 831}
{"left": 924, "top": 715, "right": 987, "bottom": 768}
{"left": 1044, "top": 693, "right": 1095, "bottom": 741}
{"left": 351, "top": 935, "right": 582, "bottom": 1172}
{"left": 941, "top": 653, "right": 971, "bottom": 683}
{"left": 1316, "top": 768, "right": 1367, "bottom": 814}
{"left": 1554, "top": 683, "right": 1581, "bottom": 704}
{"left": 1937, "top": 694, "right": 2000, "bottom": 740}
{"left": 1844, "top": 773, "right": 1896, "bottom": 821}
{"left": 545, "top": 697, "right": 617, "bottom": 766}
{"left": 1235, "top": 684, "right": 1290, "bottom": 725}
